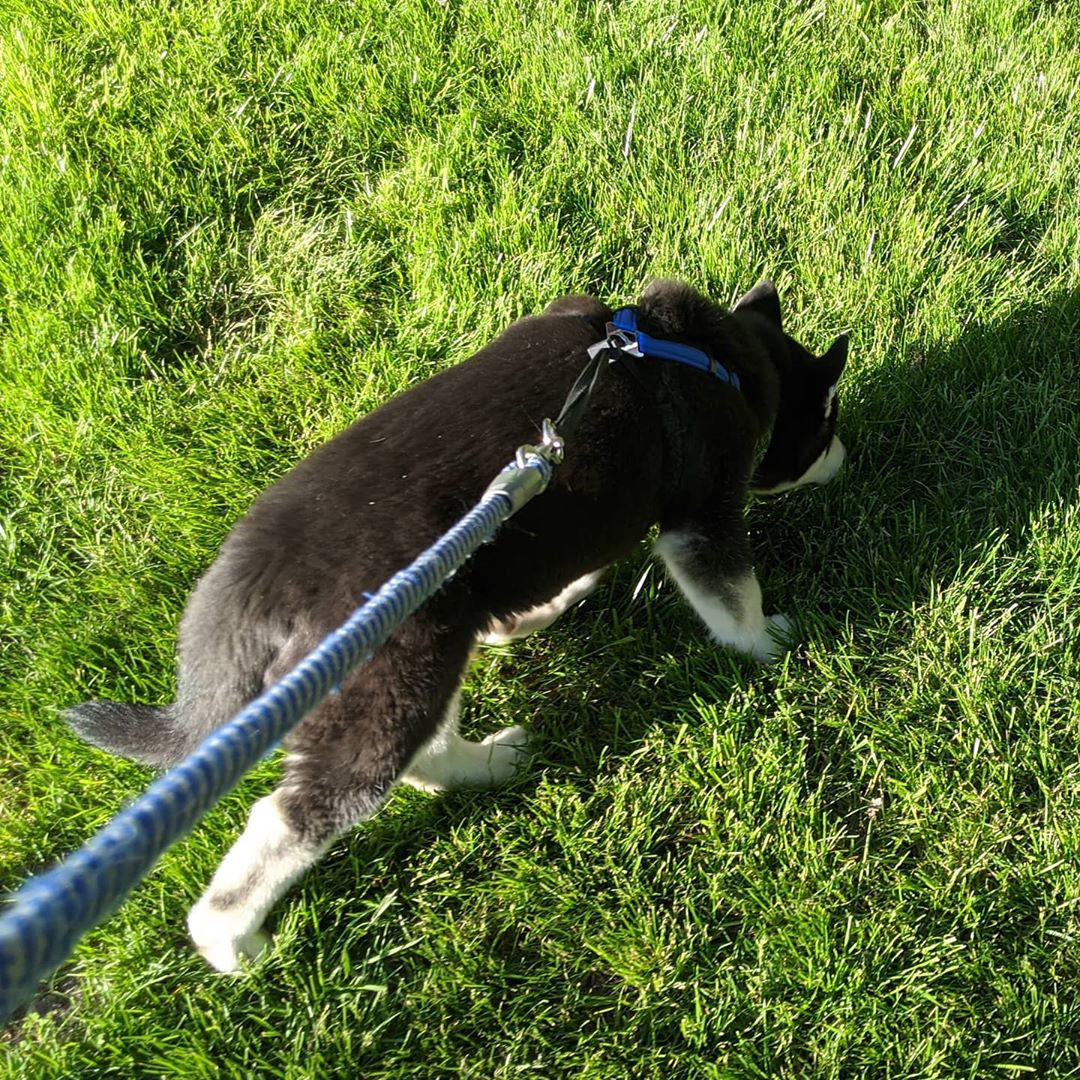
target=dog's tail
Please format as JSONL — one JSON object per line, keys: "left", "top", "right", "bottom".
{"left": 65, "top": 548, "right": 290, "bottom": 768}
{"left": 64, "top": 700, "right": 201, "bottom": 768}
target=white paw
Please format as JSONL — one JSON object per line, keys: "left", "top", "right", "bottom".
{"left": 482, "top": 724, "right": 529, "bottom": 748}
{"left": 192, "top": 927, "right": 270, "bottom": 974}
{"left": 479, "top": 725, "right": 530, "bottom": 783}
{"left": 480, "top": 620, "right": 519, "bottom": 645}
{"left": 188, "top": 902, "right": 270, "bottom": 973}
{"left": 750, "top": 614, "right": 795, "bottom": 664}
{"left": 481, "top": 613, "right": 554, "bottom": 644}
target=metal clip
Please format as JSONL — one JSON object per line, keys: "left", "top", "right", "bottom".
{"left": 484, "top": 417, "right": 567, "bottom": 512}
{"left": 586, "top": 325, "right": 643, "bottom": 360}
{"left": 513, "top": 418, "right": 564, "bottom": 469}
{"left": 539, "top": 417, "right": 564, "bottom": 463}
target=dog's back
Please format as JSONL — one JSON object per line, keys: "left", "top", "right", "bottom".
{"left": 68, "top": 295, "right": 663, "bottom": 764}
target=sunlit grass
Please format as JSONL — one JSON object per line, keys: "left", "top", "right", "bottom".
{"left": 3, "top": 0, "right": 1080, "bottom": 1074}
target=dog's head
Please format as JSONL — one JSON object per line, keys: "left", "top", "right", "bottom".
{"left": 734, "top": 281, "right": 848, "bottom": 495}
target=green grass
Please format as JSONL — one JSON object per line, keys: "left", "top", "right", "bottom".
{"left": 3, "top": 0, "right": 1080, "bottom": 1073}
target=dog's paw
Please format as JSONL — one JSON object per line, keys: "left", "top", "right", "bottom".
{"left": 482, "top": 724, "right": 529, "bottom": 749}
{"left": 751, "top": 613, "right": 795, "bottom": 664}
{"left": 480, "top": 619, "right": 524, "bottom": 645}
{"left": 188, "top": 900, "right": 271, "bottom": 974}
{"left": 192, "top": 927, "right": 270, "bottom": 974}
{"left": 481, "top": 610, "right": 557, "bottom": 644}
{"left": 480, "top": 725, "right": 530, "bottom": 784}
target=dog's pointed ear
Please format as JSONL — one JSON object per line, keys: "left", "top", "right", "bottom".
{"left": 820, "top": 333, "right": 849, "bottom": 384}
{"left": 735, "top": 280, "right": 782, "bottom": 327}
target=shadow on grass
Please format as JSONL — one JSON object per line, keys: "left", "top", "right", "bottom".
{"left": 758, "top": 288, "right": 1080, "bottom": 604}
{"left": 1, "top": 969, "right": 81, "bottom": 1044}
{"left": 753, "top": 287, "right": 1080, "bottom": 830}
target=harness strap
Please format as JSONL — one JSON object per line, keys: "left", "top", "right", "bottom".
{"left": 552, "top": 347, "right": 610, "bottom": 438}
{"left": 609, "top": 307, "right": 741, "bottom": 390}
{"left": 552, "top": 307, "right": 742, "bottom": 443}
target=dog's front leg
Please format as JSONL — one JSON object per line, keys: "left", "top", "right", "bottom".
{"left": 655, "top": 525, "right": 792, "bottom": 663}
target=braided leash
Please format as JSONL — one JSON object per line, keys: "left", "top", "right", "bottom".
{"left": 0, "top": 435, "right": 561, "bottom": 1024}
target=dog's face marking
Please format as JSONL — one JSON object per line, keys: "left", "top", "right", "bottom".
{"left": 752, "top": 434, "right": 846, "bottom": 494}
{"left": 749, "top": 333, "right": 849, "bottom": 495}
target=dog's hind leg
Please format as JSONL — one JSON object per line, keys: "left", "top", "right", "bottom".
{"left": 185, "top": 617, "right": 511, "bottom": 973}
{"left": 656, "top": 523, "right": 793, "bottom": 664}
{"left": 399, "top": 688, "right": 528, "bottom": 791}
{"left": 186, "top": 785, "right": 333, "bottom": 973}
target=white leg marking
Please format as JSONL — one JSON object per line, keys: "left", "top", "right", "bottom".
{"left": 187, "top": 790, "right": 330, "bottom": 973}
{"left": 655, "top": 533, "right": 793, "bottom": 663}
{"left": 400, "top": 691, "right": 529, "bottom": 792}
{"left": 753, "top": 436, "right": 846, "bottom": 495}
{"left": 482, "top": 570, "right": 605, "bottom": 644}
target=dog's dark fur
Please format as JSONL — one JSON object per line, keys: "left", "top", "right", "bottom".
{"left": 66, "top": 279, "right": 848, "bottom": 970}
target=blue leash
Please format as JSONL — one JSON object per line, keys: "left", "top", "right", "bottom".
{"left": 0, "top": 434, "right": 560, "bottom": 1024}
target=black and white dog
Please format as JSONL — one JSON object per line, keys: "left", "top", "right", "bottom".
{"left": 67, "top": 280, "right": 848, "bottom": 971}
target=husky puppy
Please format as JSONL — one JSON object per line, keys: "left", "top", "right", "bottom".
{"left": 66, "top": 280, "right": 848, "bottom": 971}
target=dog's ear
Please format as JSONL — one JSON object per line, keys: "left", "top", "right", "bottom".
{"left": 819, "top": 333, "right": 849, "bottom": 385}
{"left": 735, "top": 280, "right": 782, "bottom": 327}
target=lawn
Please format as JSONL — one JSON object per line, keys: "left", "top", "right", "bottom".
{"left": 2, "top": 0, "right": 1080, "bottom": 1074}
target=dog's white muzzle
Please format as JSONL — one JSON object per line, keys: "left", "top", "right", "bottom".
{"left": 803, "top": 435, "right": 846, "bottom": 486}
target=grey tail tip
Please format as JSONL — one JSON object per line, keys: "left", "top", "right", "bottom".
{"left": 63, "top": 700, "right": 185, "bottom": 768}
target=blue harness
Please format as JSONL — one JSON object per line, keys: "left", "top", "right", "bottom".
{"left": 596, "top": 307, "right": 741, "bottom": 391}
{"left": 556, "top": 306, "right": 741, "bottom": 439}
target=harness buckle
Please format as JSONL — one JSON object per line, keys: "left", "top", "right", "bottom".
{"left": 586, "top": 325, "right": 643, "bottom": 361}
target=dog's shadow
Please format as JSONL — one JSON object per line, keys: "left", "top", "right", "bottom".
{"left": 747, "top": 287, "right": 1080, "bottom": 836}
{"left": 303, "top": 288, "right": 1080, "bottom": 918}
{"left": 756, "top": 288, "right": 1080, "bottom": 619}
